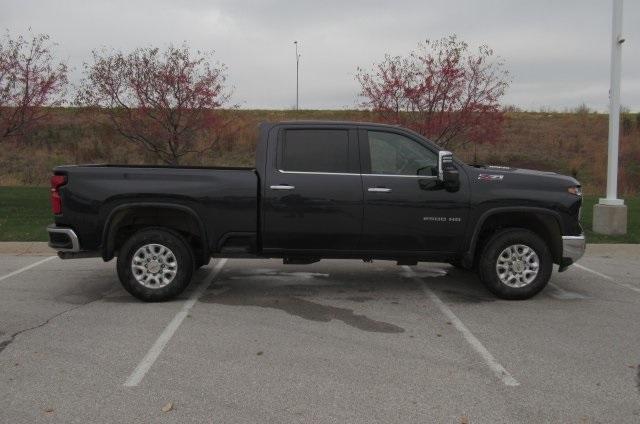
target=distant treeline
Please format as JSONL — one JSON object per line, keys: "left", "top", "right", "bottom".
{"left": 2, "top": 108, "right": 640, "bottom": 196}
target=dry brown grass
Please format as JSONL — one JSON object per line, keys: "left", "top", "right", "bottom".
{"left": 1, "top": 108, "right": 638, "bottom": 195}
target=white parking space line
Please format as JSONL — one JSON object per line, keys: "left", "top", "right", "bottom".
{"left": 574, "top": 263, "right": 640, "bottom": 295}
{"left": 403, "top": 266, "right": 520, "bottom": 387}
{"left": 124, "top": 258, "right": 227, "bottom": 387}
{"left": 0, "top": 256, "right": 56, "bottom": 283}
{"left": 547, "top": 282, "right": 589, "bottom": 300}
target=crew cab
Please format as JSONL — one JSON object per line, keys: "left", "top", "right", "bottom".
{"left": 47, "top": 121, "right": 585, "bottom": 301}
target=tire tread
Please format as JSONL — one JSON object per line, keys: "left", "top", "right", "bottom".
{"left": 116, "top": 227, "right": 194, "bottom": 302}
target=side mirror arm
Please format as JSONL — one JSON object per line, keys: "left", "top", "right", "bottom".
{"left": 438, "top": 150, "right": 460, "bottom": 192}
{"left": 437, "top": 151, "right": 452, "bottom": 181}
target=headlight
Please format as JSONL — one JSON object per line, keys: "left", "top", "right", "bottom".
{"left": 568, "top": 186, "right": 582, "bottom": 196}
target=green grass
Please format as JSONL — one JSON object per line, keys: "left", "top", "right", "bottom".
{"left": 0, "top": 187, "right": 51, "bottom": 241}
{"left": 0, "top": 187, "right": 637, "bottom": 243}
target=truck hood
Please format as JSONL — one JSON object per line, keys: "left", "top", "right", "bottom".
{"left": 471, "top": 165, "right": 580, "bottom": 186}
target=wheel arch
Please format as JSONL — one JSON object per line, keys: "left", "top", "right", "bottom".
{"left": 464, "top": 207, "right": 563, "bottom": 267}
{"left": 101, "top": 202, "right": 209, "bottom": 264}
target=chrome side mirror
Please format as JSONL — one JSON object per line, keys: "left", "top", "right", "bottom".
{"left": 438, "top": 150, "right": 460, "bottom": 192}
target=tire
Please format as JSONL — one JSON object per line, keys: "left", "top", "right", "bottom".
{"left": 478, "top": 228, "right": 552, "bottom": 300}
{"left": 117, "top": 227, "right": 194, "bottom": 302}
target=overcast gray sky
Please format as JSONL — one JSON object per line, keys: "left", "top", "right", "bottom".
{"left": 2, "top": 0, "right": 639, "bottom": 111}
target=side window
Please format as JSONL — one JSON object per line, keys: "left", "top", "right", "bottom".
{"left": 281, "top": 129, "right": 349, "bottom": 173}
{"left": 367, "top": 131, "right": 438, "bottom": 176}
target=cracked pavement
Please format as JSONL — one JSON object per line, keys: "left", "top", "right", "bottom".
{"left": 1, "top": 247, "right": 640, "bottom": 423}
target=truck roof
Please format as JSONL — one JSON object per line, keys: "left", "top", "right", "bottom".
{"left": 266, "top": 120, "right": 403, "bottom": 128}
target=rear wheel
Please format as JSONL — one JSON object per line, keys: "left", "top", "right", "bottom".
{"left": 117, "top": 228, "right": 194, "bottom": 302}
{"left": 478, "top": 228, "right": 552, "bottom": 300}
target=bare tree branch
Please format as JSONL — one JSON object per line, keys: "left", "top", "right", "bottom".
{"left": 0, "top": 31, "right": 67, "bottom": 140}
{"left": 76, "top": 44, "right": 232, "bottom": 165}
{"left": 356, "top": 35, "right": 509, "bottom": 149}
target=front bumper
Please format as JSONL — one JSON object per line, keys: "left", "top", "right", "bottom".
{"left": 557, "top": 234, "right": 586, "bottom": 272}
{"left": 562, "top": 234, "right": 586, "bottom": 262}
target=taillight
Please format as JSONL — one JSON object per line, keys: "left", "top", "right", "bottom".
{"left": 50, "top": 174, "right": 67, "bottom": 215}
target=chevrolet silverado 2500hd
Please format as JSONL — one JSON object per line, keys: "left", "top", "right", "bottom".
{"left": 47, "top": 121, "right": 585, "bottom": 301}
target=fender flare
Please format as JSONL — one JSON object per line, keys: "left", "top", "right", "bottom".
{"left": 101, "top": 202, "right": 209, "bottom": 263}
{"left": 463, "top": 206, "right": 563, "bottom": 265}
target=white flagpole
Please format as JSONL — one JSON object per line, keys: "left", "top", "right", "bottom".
{"left": 601, "top": 0, "right": 624, "bottom": 206}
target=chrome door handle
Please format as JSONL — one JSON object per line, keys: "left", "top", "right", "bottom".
{"left": 270, "top": 184, "right": 295, "bottom": 190}
{"left": 368, "top": 187, "right": 392, "bottom": 193}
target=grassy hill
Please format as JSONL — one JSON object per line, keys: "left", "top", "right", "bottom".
{"left": 1, "top": 108, "right": 639, "bottom": 196}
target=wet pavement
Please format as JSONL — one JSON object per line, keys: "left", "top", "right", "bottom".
{"left": 1, "top": 246, "right": 639, "bottom": 423}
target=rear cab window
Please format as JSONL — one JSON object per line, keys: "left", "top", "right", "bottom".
{"left": 279, "top": 129, "right": 354, "bottom": 173}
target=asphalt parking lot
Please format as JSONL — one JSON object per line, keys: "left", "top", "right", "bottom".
{"left": 1, "top": 245, "right": 639, "bottom": 423}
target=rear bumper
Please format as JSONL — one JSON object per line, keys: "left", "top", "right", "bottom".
{"left": 47, "top": 224, "right": 80, "bottom": 252}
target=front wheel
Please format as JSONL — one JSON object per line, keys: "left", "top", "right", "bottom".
{"left": 117, "top": 228, "right": 194, "bottom": 302}
{"left": 478, "top": 228, "right": 552, "bottom": 300}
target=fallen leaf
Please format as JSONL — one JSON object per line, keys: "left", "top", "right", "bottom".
{"left": 161, "top": 402, "right": 173, "bottom": 413}
{"left": 437, "top": 334, "right": 442, "bottom": 337}
{"left": 256, "top": 351, "right": 263, "bottom": 356}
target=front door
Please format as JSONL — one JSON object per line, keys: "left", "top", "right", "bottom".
{"left": 262, "top": 126, "right": 363, "bottom": 252}
{"left": 359, "top": 129, "right": 469, "bottom": 253}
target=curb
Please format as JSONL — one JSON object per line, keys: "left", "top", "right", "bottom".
{"left": 0, "top": 242, "right": 56, "bottom": 256}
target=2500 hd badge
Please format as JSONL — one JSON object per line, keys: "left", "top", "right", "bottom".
{"left": 423, "top": 216, "right": 462, "bottom": 223}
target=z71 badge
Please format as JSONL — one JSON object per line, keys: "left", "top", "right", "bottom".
{"left": 478, "top": 173, "right": 504, "bottom": 181}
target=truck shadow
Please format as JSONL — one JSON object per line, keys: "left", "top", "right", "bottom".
{"left": 197, "top": 262, "right": 496, "bottom": 333}
{"left": 102, "top": 262, "right": 496, "bottom": 311}
{"left": 419, "top": 269, "right": 497, "bottom": 304}
{"left": 51, "top": 269, "right": 120, "bottom": 305}
{"left": 199, "top": 266, "right": 410, "bottom": 333}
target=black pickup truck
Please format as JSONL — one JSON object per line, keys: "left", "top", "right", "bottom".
{"left": 47, "top": 121, "right": 585, "bottom": 301}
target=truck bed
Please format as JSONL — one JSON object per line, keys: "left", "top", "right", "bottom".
{"left": 53, "top": 164, "right": 259, "bottom": 254}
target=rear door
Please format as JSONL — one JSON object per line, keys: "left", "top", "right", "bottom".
{"left": 262, "top": 126, "right": 363, "bottom": 252}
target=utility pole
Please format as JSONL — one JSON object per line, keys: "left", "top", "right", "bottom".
{"left": 294, "top": 41, "right": 300, "bottom": 110}
{"left": 594, "top": 0, "right": 627, "bottom": 234}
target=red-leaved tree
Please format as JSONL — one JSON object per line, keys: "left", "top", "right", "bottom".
{"left": 0, "top": 32, "right": 68, "bottom": 140}
{"left": 356, "top": 35, "right": 509, "bottom": 149}
{"left": 77, "top": 44, "right": 232, "bottom": 165}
